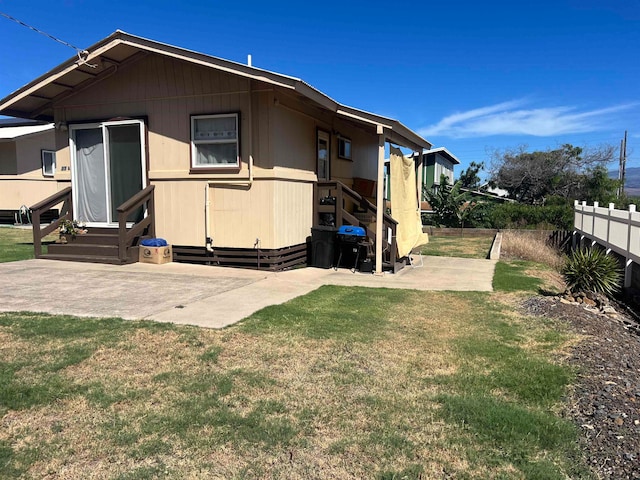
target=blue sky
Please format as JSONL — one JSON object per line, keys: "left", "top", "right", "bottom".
{"left": 1, "top": 0, "right": 639, "bottom": 178}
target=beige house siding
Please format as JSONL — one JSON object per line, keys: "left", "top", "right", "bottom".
{"left": 0, "top": 142, "right": 17, "bottom": 174}
{"left": 44, "top": 53, "right": 374, "bottom": 249}
{"left": 0, "top": 129, "right": 60, "bottom": 210}
{"left": 209, "top": 181, "right": 275, "bottom": 248}
{"left": 273, "top": 180, "right": 314, "bottom": 247}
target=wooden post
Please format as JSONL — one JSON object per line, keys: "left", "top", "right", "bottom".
{"left": 148, "top": 189, "right": 155, "bottom": 238}
{"left": 335, "top": 183, "right": 344, "bottom": 227}
{"left": 32, "top": 210, "right": 42, "bottom": 258}
{"left": 375, "top": 127, "right": 385, "bottom": 274}
{"left": 416, "top": 150, "right": 424, "bottom": 207}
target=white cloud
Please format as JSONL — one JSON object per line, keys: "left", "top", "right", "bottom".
{"left": 419, "top": 100, "right": 638, "bottom": 139}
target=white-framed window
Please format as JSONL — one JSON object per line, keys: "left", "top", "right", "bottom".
{"left": 338, "top": 137, "right": 352, "bottom": 160}
{"left": 191, "top": 113, "right": 239, "bottom": 170}
{"left": 41, "top": 149, "right": 56, "bottom": 177}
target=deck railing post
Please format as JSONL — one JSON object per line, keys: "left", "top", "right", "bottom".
{"left": 624, "top": 204, "right": 636, "bottom": 288}
{"left": 118, "top": 211, "right": 128, "bottom": 262}
{"left": 148, "top": 191, "right": 156, "bottom": 238}
{"left": 335, "top": 183, "right": 343, "bottom": 227}
{"left": 32, "top": 209, "right": 42, "bottom": 258}
{"left": 29, "top": 187, "right": 73, "bottom": 259}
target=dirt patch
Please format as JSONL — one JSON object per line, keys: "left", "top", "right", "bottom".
{"left": 522, "top": 295, "right": 640, "bottom": 479}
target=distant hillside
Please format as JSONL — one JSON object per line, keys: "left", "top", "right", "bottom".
{"left": 609, "top": 167, "right": 640, "bottom": 197}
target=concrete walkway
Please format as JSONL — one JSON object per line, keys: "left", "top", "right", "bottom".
{"left": 0, "top": 256, "right": 496, "bottom": 329}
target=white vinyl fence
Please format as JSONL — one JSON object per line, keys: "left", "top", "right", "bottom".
{"left": 573, "top": 200, "right": 640, "bottom": 288}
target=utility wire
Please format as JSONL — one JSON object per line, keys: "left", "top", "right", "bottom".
{"left": 0, "top": 11, "right": 96, "bottom": 67}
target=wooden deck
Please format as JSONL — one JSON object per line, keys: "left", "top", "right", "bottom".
{"left": 31, "top": 186, "right": 155, "bottom": 265}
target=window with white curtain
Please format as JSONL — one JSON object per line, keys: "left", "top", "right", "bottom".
{"left": 191, "top": 113, "right": 239, "bottom": 169}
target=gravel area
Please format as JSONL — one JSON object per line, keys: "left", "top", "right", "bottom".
{"left": 523, "top": 295, "right": 640, "bottom": 479}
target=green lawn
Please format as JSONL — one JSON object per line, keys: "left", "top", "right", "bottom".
{"left": 0, "top": 226, "right": 58, "bottom": 262}
{"left": 421, "top": 235, "right": 494, "bottom": 259}
{"left": 0, "top": 263, "right": 589, "bottom": 479}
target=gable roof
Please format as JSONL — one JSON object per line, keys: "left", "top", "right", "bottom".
{"left": 0, "top": 30, "right": 430, "bottom": 151}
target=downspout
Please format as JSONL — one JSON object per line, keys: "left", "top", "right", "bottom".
{"left": 205, "top": 81, "right": 254, "bottom": 252}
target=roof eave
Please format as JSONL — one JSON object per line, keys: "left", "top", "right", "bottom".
{"left": 0, "top": 30, "right": 430, "bottom": 151}
{"left": 425, "top": 147, "right": 461, "bottom": 165}
{"left": 337, "top": 105, "right": 431, "bottom": 151}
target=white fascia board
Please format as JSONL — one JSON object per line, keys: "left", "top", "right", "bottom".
{"left": 0, "top": 124, "right": 54, "bottom": 140}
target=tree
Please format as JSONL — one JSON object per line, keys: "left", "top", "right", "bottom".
{"left": 423, "top": 178, "right": 477, "bottom": 228}
{"left": 458, "top": 161, "right": 485, "bottom": 190}
{"left": 577, "top": 165, "right": 621, "bottom": 205}
{"left": 490, "top": 144, "right": 615, "bottom": 204}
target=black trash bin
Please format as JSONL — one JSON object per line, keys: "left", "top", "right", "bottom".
{"left": 310, "top": 226, "right": 338, "bottom": 268}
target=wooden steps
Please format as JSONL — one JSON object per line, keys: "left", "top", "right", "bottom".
{"left": 43, "top": 229, "right": 143, "bottom": 265}
{"left": 39, "top": 252, "right": 138, "bottom": 265}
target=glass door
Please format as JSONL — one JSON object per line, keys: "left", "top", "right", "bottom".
{"left": 317, "top": 129, "right": 330, "bottom": 181}
{"left": 70, "top": 120, "right": 146, "bottom": 226}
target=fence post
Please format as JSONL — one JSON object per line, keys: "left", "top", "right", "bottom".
{"left": 624, "top": 204, "right": 636, "bottom": 289}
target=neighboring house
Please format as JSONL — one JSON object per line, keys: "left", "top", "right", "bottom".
{"left": 0, "top": 31, "right": 431, "bottom": 272}
{"left": 385, "top": 147, "right": 460, "bottom": 212}
{"left": 417, "top": 147, "right": 460, "bottom": 191}
{"left": 0, "top": 118, "right": 58, "bottom": 222}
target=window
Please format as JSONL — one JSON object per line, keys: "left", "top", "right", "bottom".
{"left": 41, "top": 150, "right": 56, "bottom": 177}
{"left": 317, "top": 129, "right": 330, "bottom": 180}
{"left": 191, "top": 113, "right": 239, "bottom": 170}
{"left": 338, "top": 137, "right": 352, "bottom": 160}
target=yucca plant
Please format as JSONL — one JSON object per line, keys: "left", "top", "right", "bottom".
{"left": 562, "top": 247, "right": 622, "bottom": 296}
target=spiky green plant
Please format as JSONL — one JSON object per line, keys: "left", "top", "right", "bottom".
{"left": 562, "top": 247, "right": 622, "bottom": 296}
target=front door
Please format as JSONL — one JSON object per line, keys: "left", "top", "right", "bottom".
{"left": 70, "top": 120, "right": 146, "bottom": 226}
{"left": 317, "top": 129, "right": 330, "bottom": 181}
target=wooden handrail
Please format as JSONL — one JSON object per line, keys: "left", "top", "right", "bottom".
{"left": 31, "top": 186, "right": 72, "bottom": 211}
{"left": 117, "top": 185, "right": 155, "bottom": 262}
{"left": 116, "top": 184, "right": 155, "bottom": 214}
{"left": 315, "top": 180, "right": 398, "bottom": 267}
{"left": 30, "top": 187, "right": 73, "bottom": 258}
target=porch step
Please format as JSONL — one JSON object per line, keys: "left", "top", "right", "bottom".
{"left": 61, "top": 233, "right": 120, "bottom": 246}
{"left": 48, "top": 243, "right": 119, "bottom": 257}
{"left": 38, "top": 253, "right": 135, "bottom": 265}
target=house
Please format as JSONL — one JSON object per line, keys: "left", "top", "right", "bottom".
{"left": 416, "top": 147, "right": 460, "bottom": 191}
{"left": 0, "top": 118, "right": 58, "bottom": 223}
{"left": 385, "top": 147, "right": 460, "bottom": 212}
{"left": 0, "top": 31, "right": 431, "bottom": 273}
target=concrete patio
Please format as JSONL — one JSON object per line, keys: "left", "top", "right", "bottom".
{"left": 0, "top": 256, "right": 496, "bottom": 329}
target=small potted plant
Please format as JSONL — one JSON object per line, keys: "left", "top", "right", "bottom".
{"left": 58, "top": 219, "right": 88, "bottom": 242}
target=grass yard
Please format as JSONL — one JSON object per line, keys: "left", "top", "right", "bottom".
{"left": 0, "top": 226, "right": 57, "bottom": 263}
{"left": 0, "top": 262, "right": 588, "bottom": 479}
{"left": 420, "top": 235, "right": 494, "bottom": 259}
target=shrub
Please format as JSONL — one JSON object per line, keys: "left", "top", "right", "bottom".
{"left": 466, "top": 203, "right": 574, "bottom": 230}
{"left": 562, "top": 248, "right": 622, "bottom": 295}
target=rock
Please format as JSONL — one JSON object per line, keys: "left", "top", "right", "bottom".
{"left": 584, "top": 297, "right": 597, "bottom": 307}
{"left": 602, "top": 305, "right": 617, "bottom": 315}
{"left": 615, "top": 417, "right": 625, "bottom": 426}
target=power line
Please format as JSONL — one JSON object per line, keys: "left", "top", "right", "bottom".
{"left": 0, "top": 11, "right": 95, "bottom": 67}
